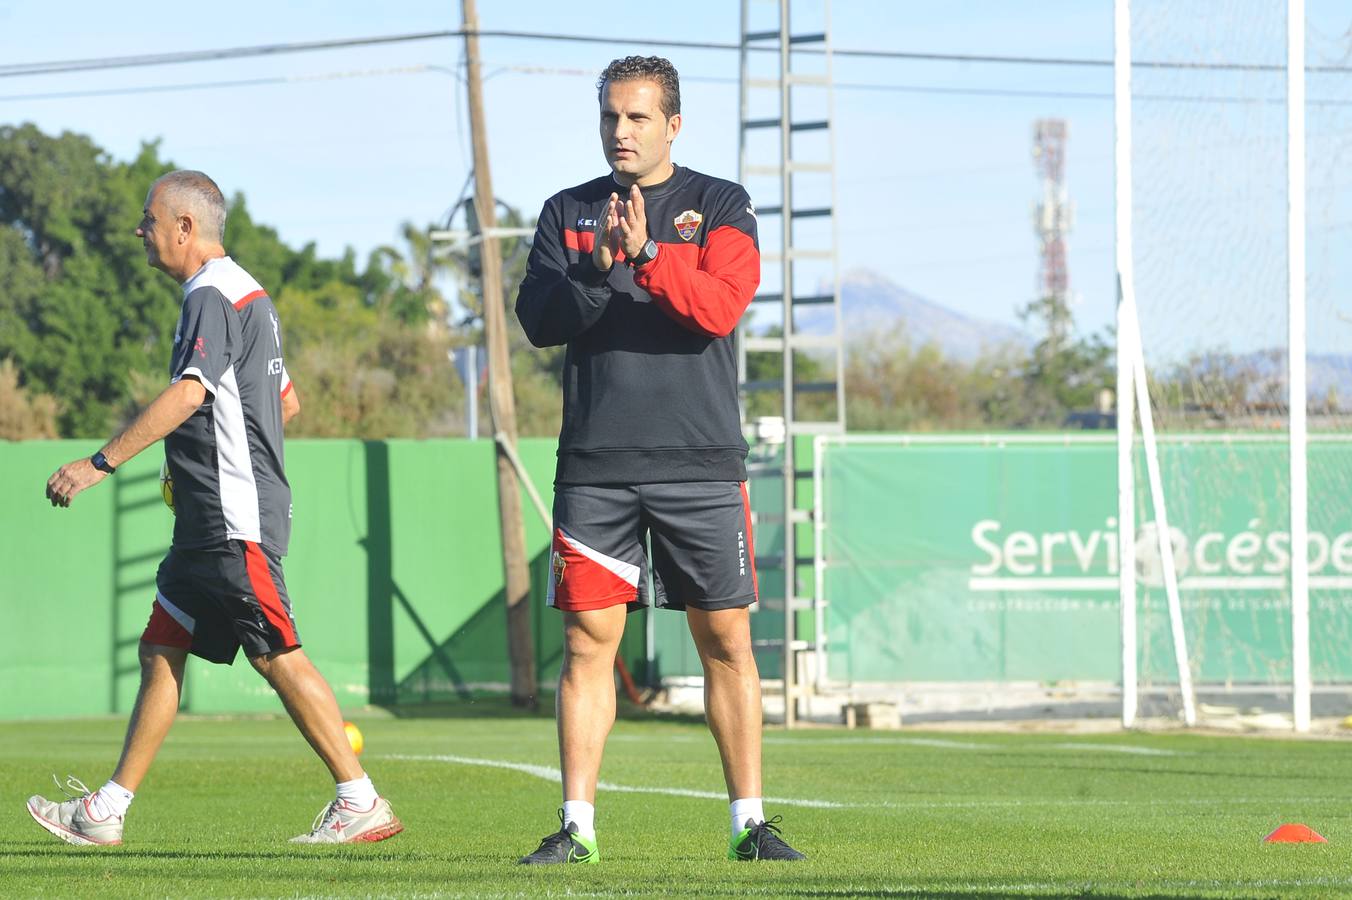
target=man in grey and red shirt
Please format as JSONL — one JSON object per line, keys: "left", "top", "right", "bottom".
{"left": 516, "top": 56, "right": 805, "bottom": 864}
{"left": 28, "top": 170, "right": 401, "bottom": 847}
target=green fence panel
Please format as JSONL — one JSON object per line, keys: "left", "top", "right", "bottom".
{"left": 0, "top": 438, "right": 653, "bottom": 719}
{"left": 3, "top": 441, "right": 123, "bottom": 716}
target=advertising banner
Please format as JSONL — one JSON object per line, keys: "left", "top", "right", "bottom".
{"left": 818, "top": 436, "right": 1352, "bottom": 685}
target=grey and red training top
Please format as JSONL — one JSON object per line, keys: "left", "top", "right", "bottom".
{"left": 516, "top": 165, "right": 760, "bottom": 485}
{"left": 166, "top": 256, "right": 292, "bottom": 558}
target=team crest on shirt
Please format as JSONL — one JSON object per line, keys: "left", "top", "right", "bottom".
{"left": 552, "top": 551, "right": 567, "bottom": 585}
{"left": 673, "top": 209, "right": 703, "bottom": 241}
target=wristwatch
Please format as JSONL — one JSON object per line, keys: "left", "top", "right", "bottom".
{"left": 630, "top": 239, "right": 659, "bottom": 268}
{"left": 90, "top": 451, "right": 116, "bottom": 474}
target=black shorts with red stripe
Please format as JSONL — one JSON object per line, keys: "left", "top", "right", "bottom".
{"left": 143, "top": 541, "right": 300, "bottom": 664}
{"left": 547, "top": 482, "right": 757, "bottom": 613}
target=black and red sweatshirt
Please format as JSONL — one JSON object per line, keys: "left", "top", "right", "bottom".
{"left": 516, "top": 165, "right": 760, "bottom": 486}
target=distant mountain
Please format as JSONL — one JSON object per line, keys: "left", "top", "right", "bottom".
{"left": 1102, "top": 345, "right": 1352, "bottom": 412}
{"left": 1307, "top": 355, "right": 1352, "bottom": 404}
{"left": 1241, "top": 351, "right": 1352, "bottom": 408}
{"left": 755, "top": 271, "right": 1352, "bottom": 406}
{"left": 774, "top": 268, "right": 1032, "bottom": 362}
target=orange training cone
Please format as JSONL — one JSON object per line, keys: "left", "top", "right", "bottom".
{"left": 1264, "top": 823, "right": 1327, "bottom": 843}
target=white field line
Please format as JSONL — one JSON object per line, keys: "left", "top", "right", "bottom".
{"left": 612, "top": 734, "right": 988, "bottom": 749}
{"left": 1048, "top": 742, "right": 1181, "bottom": 756}
{"left": 764, "top": 736, "right": 989, "bottom": 750}
{"left": 871, "top": 795, "right": 1352, "bottom": 810}
{"left": 382, "top": 753, "right": 846, "bottom": 808}
{"left": 380, "top": 755, "right": 1350, "bottom": 812}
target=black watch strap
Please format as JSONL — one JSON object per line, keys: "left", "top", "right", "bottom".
{"left": 90, "top": 451, "right": 116, "bottom": 474}
{"left": 631, "top": 239, "right": 658, "bottom": 268}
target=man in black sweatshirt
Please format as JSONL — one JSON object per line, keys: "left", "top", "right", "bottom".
{"left": 515, "top": 56, "right": 805, "bottom": 865}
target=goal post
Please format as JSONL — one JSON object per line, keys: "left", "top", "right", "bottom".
{"left": 1115, "top": 0, "right": 1196, "bottom": 729}
{"left": 788, "top": 2, "right": 1342, "bottom": 728}
{"left": 1113, "top": 1, "right": 1138, "bottom": 728}
{"left": 1286, "top": 0, "right": 1310, "bottom": 734}
{"left": 1116, "top": 0, "right": 1317, "bottom": 731}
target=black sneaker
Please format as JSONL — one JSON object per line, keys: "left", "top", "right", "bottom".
{"left": 518, "top": 809, "right": 599, "bottom": 865}
{"left": 728, "top": 815, "right": 806, "bottom": 861}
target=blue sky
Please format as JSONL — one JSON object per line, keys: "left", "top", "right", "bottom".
{"left": 1, "top": 1, "right": 1347, "bottom": 353}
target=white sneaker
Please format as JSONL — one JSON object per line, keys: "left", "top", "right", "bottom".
{"left": 26, "top": 777, "right": 124, "bottom": 847}
{"left": 289, "top": 797, "right": 403, "bottom": 844}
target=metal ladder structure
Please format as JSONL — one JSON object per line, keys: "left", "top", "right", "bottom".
{"left": 737, "top": 0, "right": 845, "bottom": 727}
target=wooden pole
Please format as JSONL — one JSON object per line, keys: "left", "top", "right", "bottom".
{"left": 461, "top": 0, "right": 536, "bottom": 708}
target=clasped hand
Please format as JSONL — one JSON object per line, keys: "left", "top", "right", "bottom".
{"left": 591, "top": 184, "right": 648, "bottom": 272}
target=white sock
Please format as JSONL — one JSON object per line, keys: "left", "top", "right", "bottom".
{"left": 562, "top": 799, "right": 595, "bottom": 840}
{"left": 90, "top": 780, "right": 134, "bottom": 820}
{"left": 335, "top": 774, "right": 378, "bottom": 810}
{"left": 730, "top": 797, "right": 764, "bottom": 836}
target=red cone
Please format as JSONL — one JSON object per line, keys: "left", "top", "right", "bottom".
{"left": 1264, "top": 823, "right": 1327, "bottom": 843}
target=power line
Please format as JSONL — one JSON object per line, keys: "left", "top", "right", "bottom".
{"left": 7, "top": 60, "right": 1352, "bottom": 109}
{"left": 2, "top": 28, "right": 1350, "bottom": 81}
{"left": 0, "top": 65, "right": 441, "bottom": 103}
{"left": 0, "top": 31, "right": 459, "bottom": 78}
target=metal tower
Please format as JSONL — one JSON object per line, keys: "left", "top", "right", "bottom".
{"left": 1032, "top": 119, "right": 1073, "bottom": 350}
{"left": 737, "top": 0, "right": 844, "bottom": 727}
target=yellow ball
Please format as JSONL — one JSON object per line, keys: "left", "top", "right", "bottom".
{"left": 160, "top": 460, "right": 175, "bottom": 515}
{"left": 344, "top": 721, "right": 364, "bottom": 756}
{"left": 1341, "top": 715, "right": 1352, "bottom": 730}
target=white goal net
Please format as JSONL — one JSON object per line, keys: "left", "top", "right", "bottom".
{"left": 1118, "top": 0, "right": 1352, "bottom": 729}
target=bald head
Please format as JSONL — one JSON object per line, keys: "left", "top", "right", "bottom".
{"left": 151, "top": 170, "right": 227, "bottom": 244}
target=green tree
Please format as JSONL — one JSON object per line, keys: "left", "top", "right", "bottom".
{"left": 0, "top": 358, "right": 59, "bottom": 439}
{"left": 1016, "top": 295, "right": 1114, "bottom": 427}
{"left": 742, "top": 326, "right": 838, "bottom": 424}
{"left": 438, "top": 202, "right": 565, "bottom": 438}
{"left": 0, "top": 123, "right": 466, "bottom": 439}
{"left": 279, "top": 280, "right": 461, "bottom": 438}
{"left": 0, "top": 126, "right": 180, "bottom": 436}
{"left": 372, "top": 222, "right": 453, "bottom": 330}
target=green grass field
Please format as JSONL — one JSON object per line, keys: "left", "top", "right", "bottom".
{"left": 4, "top": 709, "right": 1352, "bottom": 897}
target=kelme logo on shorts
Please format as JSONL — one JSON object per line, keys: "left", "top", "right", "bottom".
{"left": 552, "top": 551, "right": 567, "bottom": 585}
{"left": 674, "top": 209, "right": 703, "bottom": 241}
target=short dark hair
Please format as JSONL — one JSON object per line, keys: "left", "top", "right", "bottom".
{"left": 596, "top": 56, "right": 681, "bottom": 118}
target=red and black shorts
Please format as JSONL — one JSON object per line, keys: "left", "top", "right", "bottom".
{"left": 142, "top": 541, "right": 301, "bottom": 664}
{"left": 547, "top": 482, "right": 757, "bottom": 613}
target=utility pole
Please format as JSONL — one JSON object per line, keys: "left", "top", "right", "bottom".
{"left": 461, "top": 0, "right": 536, "bottom": 709}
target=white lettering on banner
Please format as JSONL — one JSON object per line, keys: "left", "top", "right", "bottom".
{"left": 968, "top": 518, "right": 1352, "bottom": 591}
{"left": 971, "top": 518, "right": 1118, "bottom": 579}
{"left": 1068, "top": 530, "right": 1101, "bottom": 572}
{"left": 1335, "top": 533, "right": 1352, "bottom": 571}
